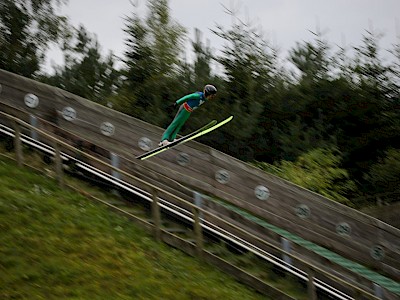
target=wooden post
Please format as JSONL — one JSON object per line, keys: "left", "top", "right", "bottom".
{"left": 281, "top": 237, "right": 292, "bottom": 266}
{"left": 54, "top": 142, "right": 63, "bottom": 187}
{"left": 193, "top": 207, "right": 203, "bottom": 257}
{"left": 353, "top": 288, "right": 362, "bottom": 299}
{"left": 307, "top": 267, "right": 317, "bottom": 300}
{"left": 151, "top": 190, "right": 161, "bottom": 242}
{"left": 13, "top": 121, "right": 23, "bottom": 167}
{"left": 29, "top": 114, "right": 38, "bottom": 140}
{"left": 373, "top": 283, "right": 383, "bottom": 299}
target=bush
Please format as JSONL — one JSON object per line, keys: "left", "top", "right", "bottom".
{"left": 255, "top": 148, "right": 356, "bottom": 205}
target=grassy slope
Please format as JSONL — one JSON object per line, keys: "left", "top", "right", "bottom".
{"left": 0, "top": 156, "right": 268, "bottom": 300}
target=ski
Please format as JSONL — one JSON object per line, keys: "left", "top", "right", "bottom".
{"left": 136, "top": 120, "right": 216, "bottom": 160}
{"left": 136, "top": 115, "right": 233, "bottom": 160}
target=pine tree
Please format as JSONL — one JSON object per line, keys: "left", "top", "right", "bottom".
{"left": 211, "top": 12, "right": 280, "bottom": 158}
{"left": 43, "top": 25, "right": 120, "bottom": 104}
{"left": 120, "top": 0, "right": 186, "bottom": 125}
{"left": 0, "top": 0, "right": 68, "bottom": 77}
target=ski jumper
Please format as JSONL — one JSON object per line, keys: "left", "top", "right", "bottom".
{"left": 161, "top": 92, "right": 207, "bottom": 142}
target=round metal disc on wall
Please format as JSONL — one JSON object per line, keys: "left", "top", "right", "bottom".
{"left": 370, "top": 245, "right": 385, "bottom": 261}
{"left": 336, "top": 222, "right": 351, "bottom": 237}
{"left": 138, "top": 137, "right": 153, "bottom": 151}
{"left": 295, "top": 204, "right": 311, "bottom": 219}
{"left": 100, "top": 122, "right": 115, "bottom": 136}
{"left": 215, "top": 169, "right": 230, "bottom": 184}
{"left": 177, "top": 152, "right": 190, "bottom": 166}
{"left": 62, "top": 107, "right": 77, "bottom": 121}
{"left": 24, "top": 93, "right": 39, "bottom": 108}
{"left": 254, "top": 185, "right": 270, "bottom": 200}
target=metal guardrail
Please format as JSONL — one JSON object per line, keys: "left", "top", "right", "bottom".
{"left": 0, "top": 110, "right": 384, "bottom": 300}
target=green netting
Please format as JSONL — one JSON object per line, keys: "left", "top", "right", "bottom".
{"left": 212, "top": 199, "right": 400, "bottom": 295}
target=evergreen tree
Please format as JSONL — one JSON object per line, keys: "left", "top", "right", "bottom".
{"left": 362, "top": 148, "right": 400, "bottom": 205}
{"left": 0, "top": 0, "right": 68, "bottom": 77}
{"left": 289, "top": 31, "right": 331, "bottom": 82}
{"left": 343, "top": 30, "right": 399, "bottom": 180}
{"left": 43, "top": 25, "right": 120, "bottom": 104}
{"left": 212, "top": 15, "right": 280, "bottom": 158}
{"left": 389, "top": 36, "right": 400, "bottom": 94}
{"left": 179, "top": 28, "right": 224, "bottom": 133}
{"left": 192, "top": 28, "right": 213, "bottom": 88}
{"left": 273, "top": 32, "right": 336, "bottom": 161}
{"left": 119, "top": 0, "right": 186, "bottom": 125}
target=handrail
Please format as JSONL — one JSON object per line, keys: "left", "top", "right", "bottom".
{"left": 0, "top": 110, "right": 383, "bottom": 300}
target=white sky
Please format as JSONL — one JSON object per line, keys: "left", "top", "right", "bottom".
{"left": 46, "top": 0, "right": 400, "bottom": 72}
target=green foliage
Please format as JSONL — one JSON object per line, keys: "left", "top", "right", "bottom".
{"left": 146, "top": 0, "right": 186, "bottom": 75}
{"left": 352, "top": 30, "right": 393, "bottom": 94}
{"left": 4, "top": 0, "right": 400, "bottom": 205}
{"left": 120, "top": 0, "right": 187, "bottom": 125}
{"left": 0, "top": 0, "right": 68, "bottom": 77}
{"left": 272, "top": 114, "right": 337, "bottom": 161}
{"left": 256, "top": 148, "right": 356, "bottom": 205}
{"left": 42, "top": 25, "right": 121, "bottom": 104}
{"left": 208, "top": 14, "right": 284, "bottom": 159}
{"left": 289, "top": 31, "right": 331, "bottom": 82}
{"left": 213, "top": 20, "right": 277, "bottom": 141}
{"left": 363, "top": 148, "right": 400, "bottom": 203}
{"left": 334, "top": 31, "right": 400, "bottom": 180}
{"left": 389, "top": 40, "right": 400, "bottom": 95}
{"left": 192, "top": 28, "right": 213, "bottom": 88}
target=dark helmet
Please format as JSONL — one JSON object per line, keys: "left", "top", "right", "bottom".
{"left": 204, "top": 84, "right": 217, "bottom": 97}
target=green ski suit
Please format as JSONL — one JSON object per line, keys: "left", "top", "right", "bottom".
{"left": 161, "top": 92, "right": 207, "bottom": 142}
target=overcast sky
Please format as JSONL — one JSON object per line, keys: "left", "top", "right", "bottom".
{"left": 47, "top": 0, "right": 400, "bottom": 71}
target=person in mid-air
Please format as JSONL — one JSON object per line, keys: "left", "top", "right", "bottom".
{"left": 159, "top": 84, "right": 217, "bottom": 146}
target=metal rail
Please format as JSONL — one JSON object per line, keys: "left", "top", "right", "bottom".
{"left": 0, "top": 112, "right": 383, "bottom": 300}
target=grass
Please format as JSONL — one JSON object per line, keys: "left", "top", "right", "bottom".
{"left": 0, "top": 155, "right": 269, "bottom": 300}
{"left": 205, "top": 243, "right": 308, "bottom": 300}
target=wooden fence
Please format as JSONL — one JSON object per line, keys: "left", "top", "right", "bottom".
{"left": 1, "top": 110, "right": 387, "bottom": 300}
{"left": 1, "top": 68, "right": 399, "bottom": 290}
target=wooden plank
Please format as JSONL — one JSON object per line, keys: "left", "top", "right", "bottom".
{"left": 201, "top": 200, "right": 399, "bottom": 289}
{"left": 200, "top": 199, "right": 399, "bottom": 280}
{"left": 2, "top": 69, "right": 400, "bottom": 281}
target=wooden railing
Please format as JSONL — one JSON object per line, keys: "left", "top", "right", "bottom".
{"left": 0, "top": 110, "right": 386, "bottom": 300}
{"left": 0, "top": 69, "right": 399, "bottom": 282}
